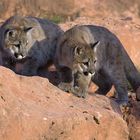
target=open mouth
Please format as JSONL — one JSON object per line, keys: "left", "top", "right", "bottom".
{"left": 83, "top": 71, "right": 95, "bottom": 77}
{"left": 78, "top": 64, "right": 95, "bottom": 76}
{"left": 14, "top": 53, "right": 25, "bottom": 59}
{"left": 83, "top": 71, "right": 89, "bottom": 76}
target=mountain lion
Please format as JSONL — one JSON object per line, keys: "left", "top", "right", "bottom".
{"left": 0, "top": 15, "right": 63, "bottom": 75}
{"left": 55, "top": 25, "right": 140, "bottom": 108}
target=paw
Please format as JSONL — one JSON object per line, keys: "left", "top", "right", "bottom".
{"left": 116, "top": 100, "right": 130, "bottom": 113}
{"left": 76, "top": 93, "right": 87, "bottom": 98}
{"left": 58, "top": 82, "right": 72, "bottom": 92}
{"left": 72, "top": 86, "right": 87, "bottom": 98}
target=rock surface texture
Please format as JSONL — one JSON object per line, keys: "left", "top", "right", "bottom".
{"left": 0, "top": 66, "right": 129, "bottom": 140}
{"left": 0, "top": 1, "right": 140, "bottom": 139}
{"left": 127, "top": 100, "right": 140, "bottom": 140}
{"left": 0, "top": 0, "right": 140, "bottom": 20}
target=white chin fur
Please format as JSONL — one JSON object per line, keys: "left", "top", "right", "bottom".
{"left": 17, "top": 55, "right": 23, "bottom": 59}
{"left": 87, "top": 72, "right": 95, "bottom": 77}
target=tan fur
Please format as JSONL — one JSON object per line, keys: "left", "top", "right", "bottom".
{"left": 72, "top": 72, "right": 93, "bottom": 98}
{"left": 55, "top": 25, "right": 140, "bottom": 107}
{"left": 55, "top": 25, "right": 99, "bottom": 97}
{"left": 0, "top": 15, "right": 63, "bottom": 75}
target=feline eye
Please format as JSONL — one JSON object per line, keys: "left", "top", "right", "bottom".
{"left": 83, "top": 61, "right": 89, "bottom": 66}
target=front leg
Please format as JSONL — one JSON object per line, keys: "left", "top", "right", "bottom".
{"left": 108, "top": 65, "right": 129, "bottom": 112}
{"left": 92, "top": 70, "right": 112, "bottom": 95}
{"left": 58, "top": 67, "right": 74, "bottom": 92}
{"left": 20, "top": 57, "right": 39, "bottom": 76}
{"left": 71, "top": 86, "right": 88, "bottom": 98}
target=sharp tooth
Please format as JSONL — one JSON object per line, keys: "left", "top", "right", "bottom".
{"left": 91, "top": 72, "right": 95, "bottom": 76}
{"left": 88, "top": 73, "right": 92, "bottom": 76}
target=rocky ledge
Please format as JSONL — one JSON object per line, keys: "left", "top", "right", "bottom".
{"left": 0, "top": 66, "right": 130, "bottom": 140}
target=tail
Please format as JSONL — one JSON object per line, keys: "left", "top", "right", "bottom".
{"left": 122, "top": 47, "right": 140, "bottom": 91}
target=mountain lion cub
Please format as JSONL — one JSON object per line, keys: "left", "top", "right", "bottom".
{"left": 55, "top": 25, "right": 140, "bottom": 108}
{"left": 0, "top": 15, "right": 63, "bottom": 75}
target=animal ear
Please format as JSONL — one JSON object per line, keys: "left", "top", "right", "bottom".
{"left": 5, "top": 29, "right": 16, "bottom": 38}
{"left": 24, "top": 27, "right": 33, "bottom": 32}
{"left": 90, "top": 41, "right": 100, "bottom": 50}
{"left": 74, "top": 47, "right": 82, "bottom": 55}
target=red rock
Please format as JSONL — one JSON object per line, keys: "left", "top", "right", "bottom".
{"left": 88, "top": 83, "right": 115, "bottom": 97}
{"left": 0, "top": 0, "right": 140, "bottom": 21}
{"left": 127, "top": 101, "right": 140, "bottom": 140}
{"left": 0, "top": 66, "right": 129, "bottom": 140}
